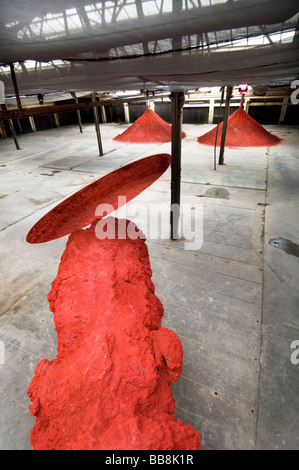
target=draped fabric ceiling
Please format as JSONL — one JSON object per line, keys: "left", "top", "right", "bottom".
{"left": 0, "top": 0, "right": 298, "bottom": 96}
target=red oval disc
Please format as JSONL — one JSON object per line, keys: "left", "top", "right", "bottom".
{"left": 26, "top": 153, "right": 171, "bottom": 244}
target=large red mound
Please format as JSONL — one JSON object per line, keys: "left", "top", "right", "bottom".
{"left": 197, "top": 107, "right": 281, "bottom": 147}
{"left": 27, "top": 219, "right": 202, "bottom": 450}
{"left": 113, "top": 108, "right": 185, "bottom": 143}
{"left": 26, "top": 153, "right": 171, "bottom": 244}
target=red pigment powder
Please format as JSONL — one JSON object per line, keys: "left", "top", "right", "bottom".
{"left": 198, "top": 107, "right": 281, "bottom": 147}
{"left": 26, "top": 153, "right": 171, "bottom": 244}
{"left": 113, "top": 108, "right": 186, "bottom": 143}
{"left": 27, "top": 218, "right": 202, "bottom": 450}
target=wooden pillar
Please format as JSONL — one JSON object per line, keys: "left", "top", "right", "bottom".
{"left": 92, "top": 93, "right": 103, "bottom": 156}
{"left": 0, "top": 117, "right": 6, "bottom": 138}
{"left": 101, "top": 105, "right": 107, "bottom": 124}
{"left": 1, "top": 103, "right": 20, "bottom": 149}
{"left": 8, "top": 119, "right": 21, "bottom": 150}
{"left": 244, "top": 97, "right": 250, "bottom": 113}
{"left": 170, "top": 91, "right": 185, "bottom": 240}
{"left": 16, "top": 118, "right": 23, "bottom": 133}
{"left": 0, "top": 104, "right": 7, "bottom": 139}
{"left": 9, "top": 63, "right": 22, "bottom": 113}
{"left": 208, "top": 98, "right": 215, "bottom": 124}
{"left": 123, "top": 102, "right": 130, "bottom": 124}
{"left": 149, "top": 101, "right": 155, "bottom": 112}
{"left": 54, "top": 113, "right": 60, "bottom": 127}
{"left": 29, "top": 116, "right": 37, "bottom": 133}
{"left": 70, "top": 92, "right": 83, "bottom": 133}
{"left": 279, "top": 96, "right": 289, "bottom": 124}
{"left": 218, "top": 86, "right": 233, "bottom": 165}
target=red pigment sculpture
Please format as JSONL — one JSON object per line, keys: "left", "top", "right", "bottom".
{"left": 113, "top": 108, "right": 186, "bottom": 143}
{"left": 26, "top": 154, "right": 202, "bottom": 450}
{"left": 26, "top": 153, "right": 171, "bottom": 244}
{"left": 198, "top": 106, "right": 281, "bottom": 147}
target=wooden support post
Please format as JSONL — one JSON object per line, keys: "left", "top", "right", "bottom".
{"left": 2, "top": 103, "right": 20, "bottom": 149}
{"left": 218, "top": 86, "right": 233, "bottom": 165}
{"left": 16, "top": 118, "right": 23, "bottom": 133}
{"left": 54, "top": 113, "right": 60, "bottom": 127}
{"left": 170, "top": 91, "right": 185, "bottom": 240}
{"left": 208, "top": 98, "right": 215, "bottom": 124}
{"left": 0, "top": 126, "right": 6, "bottom": 139}
{"left": 149, "top": 101, "right": 155, "bottom": 112}
{"left": 244, "top": 97, "right": 250, "bottom": 113}
{"left": 92, "top": 93, "right": 103, "bottom": 156}
{"left": 123, "top": 102, "right": 130, "bottom": 124}
{"left": 9, "top": 63, "right": 22, "bottom": 113}
{"left": 29, "top": 116, "right": 37, "bottom": 133}
{"left": 0, "top": 104, "right": 7, "bottom": 138}
{"left": 70, "top": 92, "right": 83, "bottom": 133}
{"left": 101, "top": 106, "right": 107, "bottom": 124}
{"left": 279, "top": 96, "right": 289, "bottom": 124}
{"left": 8, "top": 119, "right": 21, "bottom": 150}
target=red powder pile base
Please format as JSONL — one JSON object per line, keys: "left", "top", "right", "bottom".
{"left": 198, "top": 107, "right": 281, "bottom": 147}
{"left": 27, "top": 218, "right": 202, "bottom": 450}
{"left": 113, "top": 108, "right": 186, "bottom": 143}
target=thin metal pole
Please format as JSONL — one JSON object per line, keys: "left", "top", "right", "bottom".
{"left": 218, "top": 86, "right": 233, "bottom": 165}
{"left": 170, "top": 91, "right": 185, "bottom": 240}
{"left": 92, "top": 93, "right": 103, "bottom": 156}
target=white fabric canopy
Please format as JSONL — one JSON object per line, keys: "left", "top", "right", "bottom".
{"left": 0, "top": 0, "right": 298, "bottom": 94}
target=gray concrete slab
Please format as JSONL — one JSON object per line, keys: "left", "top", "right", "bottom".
{"left": 0, "top": 122, "right": 298, "bottom": 450}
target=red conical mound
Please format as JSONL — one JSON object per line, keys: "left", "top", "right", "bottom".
{"left": 197, "top": 107, "right": 281, "bottom": 147}
{"left": 114, "top": 108, "right": 186, "bottom": 143}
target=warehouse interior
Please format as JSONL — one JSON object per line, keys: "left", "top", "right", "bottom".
{"left": 0, "top": 0, "right": 299, "bottom": 450}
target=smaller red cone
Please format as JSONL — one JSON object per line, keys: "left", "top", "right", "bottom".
{"left": 197, "top": 107, "right": 281, "bottom": 147}
{"left": 114, "top": 108, "right": 186, "bottom": 143}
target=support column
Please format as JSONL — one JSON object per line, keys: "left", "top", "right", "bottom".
{"left": 148, "top": 101, "right": 155, "bottom": 112}
{"left": 244, "top": 97, "right": 250, "bottom": 113}
{"left": 92, "top": 93, "right": 103, "bottom": 156}
{"left": 29, "top": 116, "right": 37, "bottom": 133}
{"left": 208, "top": 98, "right": 215, "bottom": 124}
{"left": 123, "top": 102, "right": 130, "bottom": 124}
{"left": 170, "top": 91, "right": 185, "bottom": 240}
{"left": 8, "top": 118, "right": 21, "bottom": 150}
{"left": 1, "top": 103, "right": 20, "bottom": 149}
{"left": 8, "top": 63, "right": 22, "bottom": 149}
{"left": 70, "top": 92, "right": 83, "bottom": 133}
{"left": 0, "top": 104, "right": 7, "bottom": 139}
{"left": 218, "top": 86, "right": 233, "bottom": 165}
{"left": 54, "top": 113, "right": 60, "bottom": 128}
{"left": 9, "top": 63, "right": 22, "bottom": 113}
{"left": 101, "top": 106, "right": 107, "bottom": 124}
{"left": 0, "top": 122, "right": 6, "bottom": 138}
{"left": 279, "top": 96, "right": 289, "bottom": 124}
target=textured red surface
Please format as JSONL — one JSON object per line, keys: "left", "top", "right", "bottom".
{"left": 27, "top": 219, "right": 202, "bottom": 450}
{"left": 113, "top": 108, "right": 186, "bottom": 143}
{"left": 197, "top": 107, "right": 281, "bottom": 147}
{"left": 26, "top": 153, "right": 171, "bottom": 244}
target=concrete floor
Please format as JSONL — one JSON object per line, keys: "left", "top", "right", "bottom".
{"left": 0, "top": 121, "right": 298, "bottom": 450}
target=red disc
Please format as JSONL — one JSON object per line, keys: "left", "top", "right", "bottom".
{"left": 26, "top": 153, "right": 171, "bottom": 244}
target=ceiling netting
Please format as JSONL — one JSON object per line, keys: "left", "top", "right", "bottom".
{"left": 0, "top": 0, "right": 298, "bottom": 94}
